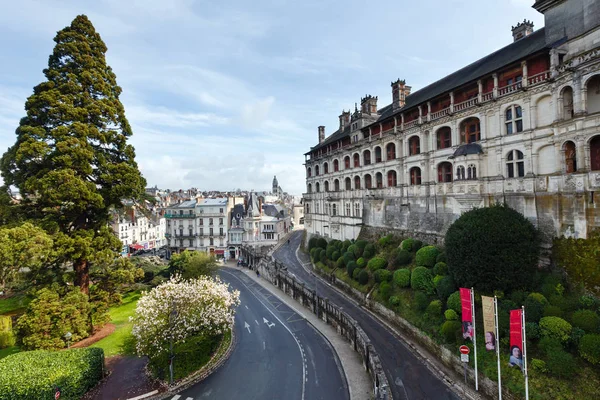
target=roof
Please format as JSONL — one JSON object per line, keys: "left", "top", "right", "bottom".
{"left": 168, "top": 200, "right": 197, "bottom": 208}
{"left": 449, "top": 143, "right": 484, "bottom": 158}
{"left": 263, "top": 204, "right": 286, "bottom": 218}
{"left": 199, "top": 198, "right": 228, "bottom": 206}
{"left": 309, "top": 28, "right": 548, "bottom": 152}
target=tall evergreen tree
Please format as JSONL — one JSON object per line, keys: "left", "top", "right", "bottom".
{"left": 0, "top": 15, "right": 146, "bottom": 294}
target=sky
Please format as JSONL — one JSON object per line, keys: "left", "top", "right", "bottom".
{"left": 0, "top": 0, "right": 545, "bottom": 195}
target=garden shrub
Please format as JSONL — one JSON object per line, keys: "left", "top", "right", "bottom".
{"left": 571, "top": 309, "right": 600, "bottom": 333}
{"left": 331, "top": 251, "right": 340, "bottom": 261}
{"left": 347, "top": 244, "right": 357, "bottom": 258}
{"left": 317, "top": 238, "right": 328, "bottom": 249}
{"left": 570, "top": 327, "right": 585, "bottom": 348}
{"left": 447, "top": 291, "right": 461, "bottom": 313}
{"left": 415, "top": 246, "right": 440, "bottom": 267}
{"left": 0, "top": 316, "right": 11, "bottom": 333}
{"left": 436, "top": 252, "right": 447, "bottom": 263}
{"left": 374, "top": 269, "right": 392, "bottom": 283}
{"left": 433, "top": 275, "right": 444, "bottom": 287}
{"left": 525, "top": 292, "right": 549, "bottom": 323}
{"left": 343, "top": 251, "right": 355, "bottom": 266}
{"left": 355, "top": 240, "right": 369, "bottom": 251}
{"left": 352, "top": 268, "right": 362, "bottom": 281}
{"left": 326, "top": 245, "right": 336, "bottom": 260}
{"left": 363, "top": 243, "right": 376, "bottom": 259}
{"left": 410, "top": 266, "right": 433, "bottom": 292}
{"left": 393, "top": 249, "right": 411, "bottom": 268}
{"left": 525, "top": 322, "right": 541, "bottom": 340}
{"left": 319, "top": 251, "right": 327, "bottom": 264}
{"left": 336, "top": 256, "right": 345, "bottom": 269}
{"left": 310, "top": 248, "right": 319, "bottom": 261}
{"left": 530, "top": 358, "right": 547, "bottom": 373}
{"left": 553, "top": 230, "right": 600, "bottom": 297}
{"left": 308, "top": 237, "right": 319, "bottom": 250}
{"left": 538, "top": 337, "right": 563, "bottom": 353}
{"left": 356, "top": 257, "right": 366, "bottom": 268}
{"left": 357, "top": 269, "right": 369, "bottom": 285}
{"left": 543, "top": 305, "right": 564, "bottom": 318}
{"left": 546, "top": 349, "right": 576, "bottom": 378}
{"left": 433, "top": 262, "right": 448, "bottom": 276}
{"left": 379, "top": 282, "right": 392, "bottom": 302}
{"left": 353, "top": 240, "right": 368, "bottom": 258}
{"left": 346, "top": 261, "right": 358, "bottom": 278}
{"left": 400, "top": 238, "right": 414, "bottom": 252}
{"left": 579, "top": 294, "right": 599, "bottom": 310}
{"left": 0, "top": 348, "right": 105, "bottom": 399}
{"left": 389, "top": 296, "right": 401, "bottom": 307}
{"left": 378, "top": 235, "right": 392, "bottom": 248}
{"left": 426, "top": 300, "right": 442, "bottom": 317}
{"left": 510, "top": 290, "right": 526, "bottom": 305}
{"left": 393, "top": 269, "right": 411, "bottom": 288}
{"left": 444, "top": 309, "right": 458, "bottom": 321}
{"left": 540, "top": 316, "right": 572, "bottom": 343}
{"left": 0, "top": 331, "right": 16, "bottom": 349}
{"left": 367, "top": 257, "right": 387, "bottom": 272}
{"left": 413, "top": 292, "right": 429, "bottom": 312}
{"left": 435, "top": 275, "right": 456, "bottom": 302}
{"left": 342, "top": 240, "right": 352, "bottom": 252}
{"left": 440, "top": 320, "right": 462, "bottom": 343}
{"left": 412, "top": 240, "right": 423, "bottom": 251}
{"left": 445, "top": 204, "right": 539, "bottom": 292}
{"left": 578, "top": 334, "right": 600, "bottom": 365}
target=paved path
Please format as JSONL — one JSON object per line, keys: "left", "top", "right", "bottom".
{"left": 274, "top": 231, "right": 462, "bottom": 400}
{"left": 86, "top": 356, "right": 159, "bottom": 400}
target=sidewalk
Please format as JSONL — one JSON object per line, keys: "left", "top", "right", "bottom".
{"left": 226, "top": 262, "right": 372, "bottom": 400}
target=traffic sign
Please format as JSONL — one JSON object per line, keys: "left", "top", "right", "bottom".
{"left": 461, "top": 354, "right": 469, "bottom": 363}
{"left": 459, "top": 345, "right": 470, "bottom": 355}
{"left": 55, "top": 390, "right": 60, "bottom": 400}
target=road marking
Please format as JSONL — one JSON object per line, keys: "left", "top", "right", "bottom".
{"left": 186, "top": 398, "right": 193, "bottom": 400}
{"left": 263, "top": 317, "right": 275, "bottom": 328}
{"left": 244, "top": 321, "right": 251, "bottom": 333}
{"left": 263, "top": 341, "right": 266, "bottom": 350}
{"left": 171, "top": 396, "right": 181, "bottom": 400}
{"left": 245, "top": 305, "right": 248, "bottom": 309}
{"left": 255, "top": 319, "right": 259, "bottom": 325}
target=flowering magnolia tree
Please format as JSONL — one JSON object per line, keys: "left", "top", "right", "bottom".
{"left": 131, "top": 275, "right": 240, "bottom": 358}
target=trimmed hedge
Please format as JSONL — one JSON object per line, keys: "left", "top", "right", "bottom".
{"left": 571, "top": 310, "right": 600, "bottom": 333}
{"left": 447, "top": 291, "right": 461, "bottom": 313}
{"left": 374, "top": 269, "right": 392, "bottom": 283}
{"left": 441, "top": 320, "right": 462, "bottom": 343}
{"left": 578, "top": 334, "right": 600, "bottom": 365}
{"left": 540, "top": 316, "right": 572, "bottom": 343}
{"left": 393, "top": 269, "right": 411, "bottom": 288}
{"left": 393, "top": 249, "right": 411, "bottom": 268}
{"left": 400, "top": 238, "right": 414, "bottom": 252}
{"left": 444, "top": 309, "right": 458, "bottom": 321}
{"left": 415, "top": 246, "right": 440, "bottom": 267}
{"left": 357, "top": 269, "right": 369, "bottom": 285}
{"left": 433, "top": 262, "right": 448, "bottom": 276}
{"left": 410, "top": 266, "right": 433, "bottom": 292}
{"left": 367, "top": 257, "right": 387, "bottom": 272}
{"left": 356, "top": 257, "right": 366, "bottom": 268}
{"left": 0, "top": 348, "right": 105, "bottom": 399}
{"left": 363, "top": 243, "right": 376, "bottom": 259}
{"left": 346, "top": 261, "right": 358, "bottom": 278}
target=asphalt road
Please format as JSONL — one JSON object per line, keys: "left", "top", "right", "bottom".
{"left": 274, "top": 231, "right": 460, "bottom": 400}
{"left": 173, "top": 267, "right": 349, "bottom": 400}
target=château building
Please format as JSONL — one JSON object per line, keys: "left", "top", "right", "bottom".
{"left": 303, "top": 0, "right": 600, "bottom": 244}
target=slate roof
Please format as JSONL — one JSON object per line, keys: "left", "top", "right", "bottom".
{"left": 263, "top": 204, "right": 286, "bottom": 218}
{"left": 199, "top": 198, "right": 228, "bottom": 206}
{"left": 309, "top": 28, "right": 549, "bottom": 153}
{"left": 449, "top": 143, "right": 484, "bottom": 158}
{"left": 168, "top": 200, "right": 197, "bottom": 208}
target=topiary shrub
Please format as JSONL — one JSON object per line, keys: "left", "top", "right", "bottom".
{"left": 433, "top": 262, "right": 448, "bottom": 276}
{"left": 378, "top": 235, "right": 392, "bottom": 248}
{"left": 320, "top": 251, "right": 327, "bottom": 264}
{"left": 343, "top": 251, "right": 355, "bottom": 266}
{"left": 356, "top": 257, "right": 366, "bottom": 269}
{"left": 578, "top": 334, "right": 600, "bottom": 365}
{"left": 393, "top": 249, "right": 411, "bottom": 268}
{"left": 352, "top": 268, "right": 362, "bottom": 281}
{"left": 413, "top": 292, "right": 429, "bottom": 312}
{"left": 571, "top": 309, "right": 600, "bottom": 333}
{"left": 410, "top": 266, "right": 433, "bottom": 292}
{"left": 353, "top": 240, "right": 368, "bottom": 258}
{"left": 342, "top": 240, "right": 352, "bottom": 252}
{"left": 0, "top": 331, "right": 16, "bottom": 349}
{"left": 525, "top": 322, "right": 541, "bottom": 340}
{"left": 444, "top": 309, "right": 458, "bottom": 321}
{"left": 570, "top": 327, "right": 586, "bottom": 348}
{"left": 415, "top": 246, "right": 440, "bottom": 267}
{"left": 543, "top": 305, "right": 564, "bottom": 318}
{"left": 393, "top": 269, "right": 411, "bottom": 288}
{"left": 308, "top": 237, "right": 319, "bottom": 250}
{"left": 347, "top": 245, "right": 357, "bottom": 258}
{"left": 525, "top": 292, "right": 549, "bottom": 323}
{"left": 326, "top": 245, "right": 336, "bottom": 260}
{"left": 363, "top": 243, "right": 376, "bottom": 259}
{"left": 357, "top": 269, "right": 369, "bottom": 285}
{"left": 400, "top": 238, "right": 414, "bottom": 252}
{"left": 389, "top": 296, "right": 401, "bottom": 307}
{"left": 540, "top": 316, "right": 572, "bottom": 344}
{"left": 579, "top": 294, "right": 599, "bottom": 310}
{"left": 436, "top": 252, "right": 447, "bottom": 263}
{"left": 445, "top": 204, "right": 539, "bottom": 292}
{"left": 546, "top": 349, "right": 576, "bottom": 378}
{"left": 435, "top": 275, "right": 456, "bottom": 302}
{"left": 433, "top": 275, "right": 444, "bottom": 287}
{"left": 440, "top": 320, "right": 462, "bottom": 343}
{"left": 447, "top": 291, "right": 461, "bottom": 313}
{"left": 332, "top": 251, "right": 340, "bottom": 262}
{"left": 346, "top": 261, "right": 358, "bottom": 278}
{"left": 317, "top": 238, "right": 328, "bottom": 249}
{"left": 413, "top": 240, "right": 423, "bottom": 251}
{"left": 367, "top": 257, "right": 387, "bottom": 272}
{"left": 374, "top": 269, "right": 392, "bottom": 283}
{"left": 426, "top": 300, "right": 442, "bottom": 317}
{"left": 379, "top": 282, "right": 392, "bottom": 302}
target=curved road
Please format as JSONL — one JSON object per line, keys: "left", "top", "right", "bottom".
{"left": 274, "top": 231, "right": 460, "bottom": 400}
{"left": 172, "top": 267, "right": 349, "bottom": 400}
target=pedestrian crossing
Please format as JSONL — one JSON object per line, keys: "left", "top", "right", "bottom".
{"left": 170, "top": 395, "right": 193, "bottom": 400}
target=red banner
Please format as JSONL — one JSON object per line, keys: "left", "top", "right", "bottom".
{"left": 460, "top": 288, "right": 473, "bottom": 341}
{"left": 509, "top": 309, "right": 524, "bottom": 370}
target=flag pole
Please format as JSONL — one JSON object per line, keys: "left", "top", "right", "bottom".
{"left": 495, "top": 296, "right": 502, "bottom": 400}
{"left": 522, "top": 306, "right": 529, "bottom": 400}
{"left": 472, "top": 287, "right": 478, "bottom": 391}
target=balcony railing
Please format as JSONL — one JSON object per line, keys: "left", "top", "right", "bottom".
{"left": 430, "top": 108, "right": 450, "bottom": 121}
{"left": 404, "top": 119, "right": 418, "bottom": 129}
{"left": 165, "top": 213, "right": 196, "bottom": 219}
{"left": 527, "top": 70, "right": 550, "bottom": 86}
{"left": 454, "top": 98, "right": 478, "bottom": 112}
{"left": 498, "top": 81, "right": 522, "bottom": 97}
{"left": 481, "top": 91, "right": 493, "bottom": 102}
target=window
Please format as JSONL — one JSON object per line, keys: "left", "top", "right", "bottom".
{"left": 375, "top": 147, "right": 382, "bottom": 163}
{"left": 468, "top": 164, "right": 477, "bottom": 179}
{"left": 409, "top": 136, "right": 420, "bottom": 155}
{"left": 410, "top": 167, "right": 422, "bottom": 185}
{"left": 316, "top": 203, "right": 320, "bottom": 214}
{"left": 456, "top": 166, "right": 465, "bottom": 180}
{"left": 387, "top": 170, "right": 397, "bottom": 187}
{"left": 354, "top": 203, "right": 360, "bottom": 217}
{"left": 386, "top": 143, "right": 396, "bottom": 160}
{"left": 562, "top": 87, "right": 574, "bottom": 120}
{"left": 179, "top": 210, "right": 183, "bottom": 215}
{"left": 210, "top": 238, "right": 214, "bottom": 246}
{"left": 324, "top": 181, "right": 329, "bottom": 192}
{"left": 307, "top": 167, "right": 312, "bottom": 177}
{"left": 180, "top": 240, "right": 184, "bottom": 247}
{"left": 505, "top": 105, "right": 523, "bottom": 134}
{"left": 345, "top": 177, "right": 351, "bottom": 190}
{"left": 364, "top": 174, "right": 372, "bottom": 189}
{"left": 438, "top": 162, "right": 453, "bottom": 183}
{"left": 363, "top": 150, "right": 371, "bottom": 165}
{"left": 219, "top": 218, "right": 223, "bottom": 225}
{"left": 332, "top": 204, "right": 337, "bottom": 216}
{"left": 334, "top": 159, "right": 339, "bottom": 172}
{"left": 188, "top": 210, "right": 193, "bottom": 215}
{"left": 353, "top": 153, "right": 360, "bottom": 167}
{"left": 460, "top": 118, "right": 481, "bottom": 144}
{"left": 210, "top": 228, "right": 214, "bottom": 236}
{"left": 200, "top": 228, "right": 204, "bottom": 236}
{"left": 209, "top": 218, "right": 213, "bottom": 225}
{"left": 179, "top": 229, "right": 183, "bottom": 236}
{"left": 345, "top": 203, "right": 350, "bottom": 216}
{"left": 344, "top": 156, "right": 351, "bottom": 169}
{"left": 315, "top": 165, "right": 320, "bottom": 176}
{"left": 324, "top": 162, "right": 329, "bottom": 174}
{"left": 334, "top": 179, "right": 340, "bottom": 191}
{"left": 220, "top": 208, "right": 224, "bottom": 213}
{"left": 566, "top": 141, "right": 579, "bottom": 173}
{"left": 437, "top": 127, "right": 452, "bottom": 149}
{"left": 316, "top": 182, "right": 320, "bottom": 192}
{"left": 590, "top": 136, "right": 600, "bottom": 171}
{"left": 307, "top": 183, "right": 312, "bottom": 193}
{"left": 354, "top": 176, "right": 361, "bottom": 189}
{"left": 189, "top": 239, "right": 193, "bottom": 247}
{"left": 375, "top": 172, "right": 383, "bottom": 188}
{"left": 506, "top": 150, "right": 525, "bottom": 178}
{"left": 220, "top": 228, "right": 224, "bottom": 235}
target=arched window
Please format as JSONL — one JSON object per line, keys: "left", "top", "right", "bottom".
{"left": 324, "top": 162, "right": 329, "bottom": 174}
{"left": 345, "top": 203, "right": 350, "bottom": 216}
{"left": 334, "top": 179, "right": 340, "bottom": 191}
{"left": 315, "top": 182, "right": 320, "bottom": 192}
{"left": 375, "top": 146, "right": 382, "bottom": 163}
{"left": 354, "top": 175, "right": 361, "bottom": 189}
{"left": 332, "top": 204, "right": 337, "bottom": 216}
{"left": 590, "top": 136, "right": 600, "bottom": 171}
{"left": 386, "top": 143, "right": 396, "bottom": 160}
{"left": 364, "top": 174, "right": 372, "bottom": 189}
{"left": 505, "top": 105, "right": 523, "bottom": 134}
{"left": 324, "top": 181, "right": 329, "bottom": 192}
{"left": 353, "top": 153, "right": 360, "bottom": 168}
{"left": 345, "top": 177, "right": 351, "bottom": 190}
{"left": 438, "top": 162, "right": 453, "bottom": 183}
{"left": 387, "top": 170, "right": 397, "bottom": 187}
{"left": 562, "top": 86, "right": 574, "bottom": 120}
{"left": 409, "top": 136, "right": 420, "bottom": 155}
{"left": 315, "top": 165, "right": 320, "bottom": 176}
{"left": 344, "top": 156, "right": 351, "bottom": 169}
{"left": 333, "top": 159, "right": 339, "bottom": 172}
{"left": 307, "top": 183, "right": 312, "bottom": 193}
{"left": 467, "top": 164, "right": 477, "bottom": 179}
{"left": 587, "top": 75, "right": 600, "bottom": 114}
{"left": 363, "top": 150, "right": 371, "bottom": 165}
{"left": 460, "top": 117, "right": 481, "bottom": 144}
{"left": 436, "top": 127, "right": 452, "bottom": 149}
{"left": 410, "top": 167, "right": 422, "bottom": 185}
{"left": 506, "top": 150, "right": 525, "bottom": 178}
{"left": 456, "top": 166, "right": 465, "bottom": 180}
{"left": 375, "top": 172, "right": 383, "bottom": 188}
{"left": 307, "top": 167, "right": 312, "bottom": 178}
{"left": 564, "top": 141, "right": 577, "bottom": 173}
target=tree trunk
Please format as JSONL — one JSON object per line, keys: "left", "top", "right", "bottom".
{"left": 74, "top": 258, "right": 90, "bottom": 295}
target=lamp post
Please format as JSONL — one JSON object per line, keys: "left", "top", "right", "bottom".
{"left": 64, "top": 332, "right": 72, "bottom": 349}
{"left": 168, "top": 301, "right": 178, "bottom": 385}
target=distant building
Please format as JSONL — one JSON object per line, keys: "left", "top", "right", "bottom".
{"left": 111, "top": 207, "right": 166, "bottom": 256}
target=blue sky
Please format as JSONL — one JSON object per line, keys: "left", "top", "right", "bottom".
{"left": 0, "top": 0, "right": 544, "bottom": 195}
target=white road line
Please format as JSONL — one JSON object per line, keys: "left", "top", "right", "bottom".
{"left": 171, "top": 395, "right": 181, "bottom": 400}
{"left": 186, "top": 397, "right": 193, "bottom": 400}
{"left": 245, "top": 305, "right": 248, "bottom": 309}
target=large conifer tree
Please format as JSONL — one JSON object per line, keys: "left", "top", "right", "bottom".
{"left": 0, "top": 15, "right": 146, "bottom": 294}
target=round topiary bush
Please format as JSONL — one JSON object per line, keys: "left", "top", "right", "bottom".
{"left": 412, "top": 240, "right": 423, "bottom": 251}
{"left": 347, "top": 245, "right": 357, "bottom": 258}
{"left": 410, "top": 266, "right": 433, "bottom": 292}
{"left": 413, "top": 292, "right": 429, "bottom": 312}
{"left": 374, "top": 269, "right": 392, "bottom": 283}
{"left": 400, "top": 238, "right": 414, "bottom": 252}
{"left": 331, "top": 251, "right": 340, "bottom": 262}
{"left": 343, "top": 251, "right": 355, "bottom": 266}
{"left": 342, "top": 240, "right": 352, "bottom": 252}
{"left": 379, "top": 282, "right": 392, "bottom": 301}
{"left": 540, "top": 316, "right": 572, "bottom": 344}
{"left": 378, "top": 235, "right": 392, "bottom": 248}
{"left": 444, "top": 309, "right": 458, "bottom": 321}
{"left": 426, "top": 300, "right": 442, "bottom": 317}
{"left": 571, "top": 310, "right": 600, "bottom": 333}
{"left": 393, "top": 249, "right": 411, "bottom": 268}
{"left": 447, "top": 291, "right": 461, "bottom": 313}
{"left": 346, "top": 261, "right": 358, "bottom": 278}
{"left": 525, "top": 322, "right": 541, "bottom": 340}
{"left": 363, "top": 243, "right": 376, "bottom": 259}
{"left": 578, "top": 334, "right": 600, "bottom": 365}
{"left": 308, "top": 237, "right": 319, "bottom": 251}
{"left": 317, "top": 238, "right": 328, "bottom": 249}
{"left": 445, "top": 204, "right": 539, "bottom": 292}
{"left": 433, "top": 262, "right": 448, "bottom": 276}
{"left": 436, "top": 252, "right": 447, "bottom": 263}
{"left": 356, "top": 257, "right": 366, "bottom": 269}
{"left": 326, "top": 245, "right": 336, "bottom": 260}
{"left": 357, "top": 269, "right": 369, "bottom": 285}
{"left": 525, "top": 293, "right": 549, "bottom": 323}
{"left": 435, "top": 275, "right": 456, "bottom": 302}
{"left": 367, "top": 257, "right": 387, "bottom": 272}
{"left": 352, "top": 267, "right": 362, "bottom": 280}
{"left": 415, "top": 246, "right": 440, "bottom": 267}
{"left": 433, "top": 275, "right": 444, "bottom": 287}
{"left": 393, "top": 269, "right": 411, "bottom": 288}
{"left": 441, "top": 320, "right": 462, "bottom": 343}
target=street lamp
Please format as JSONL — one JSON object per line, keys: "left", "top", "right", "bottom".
{"left": 64, "top": 332, "right": 72, "bottom": 349}
{"left": 168, "top": 301, "right": 178, "bottom": 385}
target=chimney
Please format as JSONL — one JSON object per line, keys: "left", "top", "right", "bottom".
{"left": 318, "top": 126, "right": 326, "bottom": 143}
{"left": 338, "top": 110, "right": 351, "bottom": 130}
{"left": 391, "top": 79, "right": 411, "bottom": 111}
{"left": 360, "top": 95, "right": 378, "bottom": 116}
{"left": 258, "top": 197, "right": 263, "bottom": 216}
{"left": 511, "top": 19, "right": 534, "bottom": 42}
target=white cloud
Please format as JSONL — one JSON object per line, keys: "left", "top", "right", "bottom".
{"left": 240, "top": 97, "right": 275, "bottom": 128}
{"left": 126, "top": 105, "right": 229, "bottom": 128}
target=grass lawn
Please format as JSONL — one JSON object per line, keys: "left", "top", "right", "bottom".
{"left": 90, "top": 290, "right": 141, "bottom": 357}
{"left": 0, "top": 346, "right": 19, "bottom": 360}
{"left": 0, "top": 294, "right": 30, "bottom": 315}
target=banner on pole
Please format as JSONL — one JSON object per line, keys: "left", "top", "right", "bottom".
{"left": 482, "top": 296, "right": 496, "bottom": 351}
{"left": 460, "top": 288, "right": 474, "bottom": 341}
{"left": 509, "top": 309, "right": 524, "bottom": 371}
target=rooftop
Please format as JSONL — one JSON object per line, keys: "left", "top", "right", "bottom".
{"left": 198, "top": 198, "right": 228, "bottom": 206}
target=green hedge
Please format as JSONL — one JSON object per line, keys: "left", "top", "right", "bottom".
{"left": 540, "top": 316, "right": 572, "bottom": 343}
{"left": 393, "top": 269, "right": 411, "bottom": 288}
{"left": 367, "top": 257, "right": 387, "bottom": 272}
{"left": 415, "top": 246, "right": 440, "bottom": 267}
{"left": 0, "top": 348, "right": 104, "bottom": 399}
{"left": 410, "top": 266, "right": 433, "bottom": 292}
{"left": 571, "top": 310, "right": 600, "bottom": 333}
